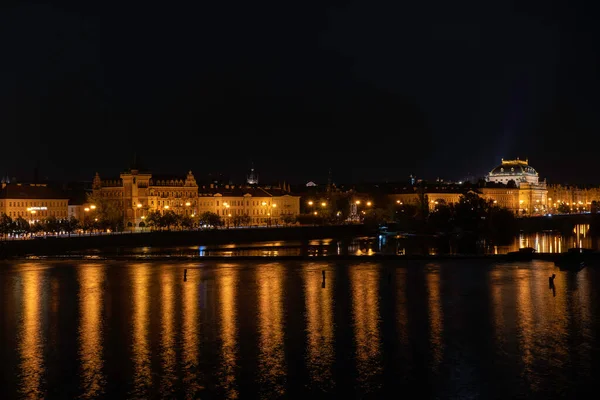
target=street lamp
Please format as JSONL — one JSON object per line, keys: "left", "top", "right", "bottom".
{"left": 224, "top": 202, "right": 230, "bottom": 228}
{"left": 84, "top": 207, "right": 90, "bottom": 235}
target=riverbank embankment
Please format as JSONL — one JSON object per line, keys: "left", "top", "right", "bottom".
{"left": 0, "top": 224, "right": 371, "bottom": 258}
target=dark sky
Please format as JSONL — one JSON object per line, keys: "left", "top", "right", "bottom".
{"left": 1, "top": 1, "right": 599, "bottom": 185}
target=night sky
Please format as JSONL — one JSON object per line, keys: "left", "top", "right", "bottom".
{"left": 1, "top": 1, "right": 599, "bottom": 185}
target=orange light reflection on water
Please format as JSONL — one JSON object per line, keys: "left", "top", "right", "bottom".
{"left": 218, "top": 266, "right": 239, "bottom": 399}
{"left": 350, "top": 265, "right": 382, "bottom": 391}
{"left": 130, "top": 264, "right": 152, "bottom": 396}
{"left": 18, "top": 266, "right": 45, "bottom": 399}
{"left": 77, "top": 264, "right": 106, "bottom": 398}
{"left": 303, "top": 264, "right": 335, "bottom": 392}
{"left": 257, "top": 264, "right": 286, "bottom": 397}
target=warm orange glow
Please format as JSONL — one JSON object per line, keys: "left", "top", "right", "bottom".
{"left": 304, "top": 266, "right": 335, "bottom": 390}
{"left": 137, "top": 203, "right": 142, "bottom": 208}
{"left": 160, "top": 268, "right": 176, "bottom": 391}
{"left": 131, "top": 264, "right": 152, "bottom": 393}
{"left": 164, "top": 205, "right": 169, "bottom": 209}
{"left": 218, "top": 266, "right": 239, "bottom": 398}
{"left": 366, "top": 201, "right": 372, "bottom": 206}
{"left": 427, "top": 270, "right": 444, "bottom": 372}
{"left": 350, "top": 265, "right": 382, "bottom": 387}
{"left": 90, "top": 205, "right": 96, "bottom": 210}
{"left": 78, "top": 265, "right": 106, "bottom": 397}
{"left": 308, "top": 201, "right": 314, "bottom": 206}
{"left": 321, "top": 202, "right": 326, "bottom": 207}
{"left": 182, "top": 267, "right": 202, "bottom": 396}
{"left": 257, "top": 264, "right": 286, "bottom": 396}
{"left": 84, "top": 207, "right": 90, "bottom": 212}
{"left": 355, "top": 200, "right": 361, "bottom": 205}
{"left": 185, "top": 202, "right": 191, "bottom": 206}
{"left": 19, "top": 266, "right": 44, "bottom": 398}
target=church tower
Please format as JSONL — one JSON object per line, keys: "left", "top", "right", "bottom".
{"left": 247, "top": 162, "right": 258, "bottom": 185}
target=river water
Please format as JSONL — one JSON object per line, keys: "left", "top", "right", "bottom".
{"left": 1, "top": 259, "right": 599, "bottom": 399}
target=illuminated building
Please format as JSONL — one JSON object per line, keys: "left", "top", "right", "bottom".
{"left": 388, "top": 158, "right": 548, "bottom": 215}
{"left": 0, "top": 183, "right": 69, "bottom": 223}
{"left": 546, "top": 185, "right": 600, "bottom": 213}
{"left": 197, "top": 184, "right": 300, "bottom": 226}
{"left": 92, "top": 166, "right": 199, "bottom": 229}
{"left": 92, "top": 162, "right": 300, "bottom": 227}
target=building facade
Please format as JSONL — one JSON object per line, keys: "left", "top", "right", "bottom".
{"left": 387, "top": 158, "right": 549, "bottom": 215}
{"left": 92, "top": 167, "right": 199, "bottom": 228}
{"left": 0, "top": 183, "right": 69, "bottom": 223}
{"left": 197, "top": 184, "right": 300, "bottom": 226}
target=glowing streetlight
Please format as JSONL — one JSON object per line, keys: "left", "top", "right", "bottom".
{"left": 137, "top": 203, "right": 142, "bottom": 208}
{"left": 308, "top": 200, "right": 313, "bottom": 206}
{"left": 185, "top": 202, "right": 191, "bottom": 206}
{"left": 355, "top": 200, "right": 361, "bottom": 205}
{"left": 90, "top": 205, "right": 96, "bottom": 210}
{"left": 164, "top": 205, "right": 169, "bottom": 209}
{"left": 366, "top": 201, "right": 372, "bottom": 206}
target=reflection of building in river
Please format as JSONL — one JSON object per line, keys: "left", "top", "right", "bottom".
{"left": 257, "top": 264, "right": 286, "bottom": 397}
{"left": 182, "top": 266, "right": 202, "bottom": 397}
{"left": 303, "top": 266, "right": 335, "bottom": 391}
{"left": 217, "top": 267, "right": 239, "bottom": 398}
{"left": 18, "top": 267, "right": 45, "bottom": 399}
{"left": 130, "top": 264, "right": 152, "bottom": 396}
{"left": 426, "top": 269, "right": 443, "bottom": 371}
{"left": 350, "top": 266, "right": 382, "bottom": 390}
{"left": 78, "top": 265, "right": 106, "bottom": 398}
{"left": 160, "top": 269, "right": 176, "bottom": 393}
{"left": 492, "top": 224, "right": 593, "bottom": 254}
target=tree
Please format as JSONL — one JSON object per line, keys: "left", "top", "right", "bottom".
{"left": 86, "top": 193, "right": 124, "bottom": 231}
{"left": 146, "top": 210, "right": 162, "bottom": 231}
{"left": 281, "top": 214, "right": 296, "bottom": 226}
{"left": 198, "top": 211, "right": 221, "bottom": 228}
{"left": 453, "top": 192, "right": 492, "bottom": 233}
{"left": 180, "top": 214, "right": 194, "bottom": 230}
{"left": 161, "top": 210, "right": 178, "bottom": 230}
{"left": 363, "top": 208, "right": 393, "bottom": 228}
{"left": 43, "top": 216, "right": 60, "bottom": 234}
{"left": 13, "top": 216, "right": 30, "bottom": 236}
{"left": 61, "top": 216, "right": 79, "bottom": 236}
{"left": 428, "top": 200, "right": 453, "bottom": 233}
{"left": 0, "top": 213, "right": 13, "bottom": 237}
{"left": 557, "top": 202, "right": 571, "bottom": 214}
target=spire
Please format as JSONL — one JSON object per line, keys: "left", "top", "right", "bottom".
{"left": 247, "top": 162, "right": 258, "bottom": 185}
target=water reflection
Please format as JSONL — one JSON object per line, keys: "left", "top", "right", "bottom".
{"left": 426, "top": 267, "right": 444, "bottom": 372}
{"left": 77, "top": 264, "right": 106, "bottom": 398}
{"left": 303, "top": 265, "right": 335, "bottom": 392}
{"left": 350, "top": 264, "right": 382, "bottom": 392}
{"left": 257, "top": 264, "right": 286, "bottom": 397}
{"left": 18, "top": 266, "right": 45, "bottom": 399}
{"left": 218, "top": 266, "right": 239, "bottom": 399}
{"left": 130, "top": 264, "right": 152, "bottom": 397}
{"left": 160, "top": 267, "right": 177, "bottom": 394}
{"left": 182, "top": 266, "right": 201, "bottom": 396}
